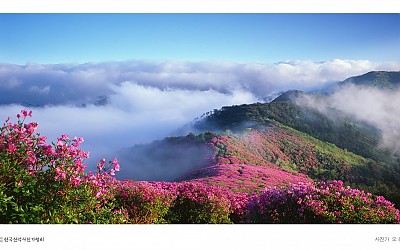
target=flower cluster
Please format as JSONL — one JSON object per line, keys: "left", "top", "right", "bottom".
{"left": 0, "top": 110, "right": 125, "bottom": 223}
{"left": 206, "top": 127, "right": 368, "bottom": 187}
{"left": 246, "top": 180, "right": 400, "bottom": 223}
{"left": 183, "top": 164, "right": 311, "bottom": 193}
{"left": 1, "top": 111, "right": 47, "bottom": 175}
{"left": 114, "top": 181, "right": 234, "bottom": 224}
{"left": 101, "top": 178, "right": 400, "bottom": 224}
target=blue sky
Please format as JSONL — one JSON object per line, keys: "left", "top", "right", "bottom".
{"left": 1, "top": 13, "right": 399, "bottom": 64}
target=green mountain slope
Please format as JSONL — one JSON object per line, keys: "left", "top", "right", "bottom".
{"left": 194, "top": 99, "right": 394, "bottom": 165}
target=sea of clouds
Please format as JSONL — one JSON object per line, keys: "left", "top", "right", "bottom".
{"left": 1, "top": 59, "right": 399, "bottom": 177}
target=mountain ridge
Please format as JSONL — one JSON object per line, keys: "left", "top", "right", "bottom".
{"left": 340, "top": 70, "right": 400, "bottom": 90}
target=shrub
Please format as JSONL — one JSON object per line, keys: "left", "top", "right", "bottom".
{"left": 246, "top": 180, "right": 400, "bottom": 224}
{"left": 0, "top": 110, "right": 126, "bottom": 223}
{"left": 165, "top": 182, "right": 232, "bottom": 224}
{"left": 114, "top": 181, "right": 175, "bottom": 224}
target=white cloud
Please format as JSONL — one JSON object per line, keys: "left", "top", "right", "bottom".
{"left": 29, "top": 85, "right": 50, "bottom": 94}
{"left": 329, "top": 85, "right": 400, "bottom": 154}
{"left": 297, "top": 84, "right": 400, "bottom": 155}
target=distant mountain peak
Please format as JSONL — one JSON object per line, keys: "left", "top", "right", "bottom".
{"left": 271, "top": 90, "right": 307, "bottom": 102}
{"left": 340, "top": 71, "right": 400, "bottom": 90}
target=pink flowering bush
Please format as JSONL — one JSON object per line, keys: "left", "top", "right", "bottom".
{"left": 0, "top": 110, "right": 126, "bottom": 223}
{"left": 226, "top": 191, "right": 251, "bottom": 223}
{"left": 246, "top": 180, "right": 400, "bottom": 224}
{"left": 164, "top": 182, "right": 232, "bottom": 223}
{"left": 114, "top": 180, "right": 176, "bottom": 224}
{"left": 115, "top": 181, "right": 234, "bottom": 224}
{"left": 111, "top": 179, "right": 400, "bottom": 224}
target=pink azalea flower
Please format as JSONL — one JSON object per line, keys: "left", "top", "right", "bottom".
{"left": 112, "top": 157, "right": 118, "bottom": 165}
{"left": 112, "top": 157, "right": 120, "bottom": 171}
{"left": 21, "top": 110, "right": 32, "bottom": 118}
{"left": 97, "top": 158, "right": 106, "bottom": 171}
{"left": 27, "top": 156, "right": 37, "bottom": 164}
{"left": 7, "top": 144, "right": 17, "bottom": 153}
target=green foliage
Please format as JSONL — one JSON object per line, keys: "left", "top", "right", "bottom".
{"left": 114, "top": 183, "right": 171, "bottom": 224}
{"left": 165, "top": 197, "right": 232, "bottom": 224}
{"left": 164, "top": 183, "right": 232, "bottom": 224}
{"left": 0, "top": 157, "right": 126, "bottom": 224}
